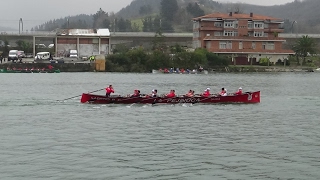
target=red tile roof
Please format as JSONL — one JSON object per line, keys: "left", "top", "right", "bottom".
{"left": 193, "top": 13, "right": 282, "bottom": 21}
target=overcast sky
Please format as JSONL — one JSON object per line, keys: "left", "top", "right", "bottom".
{"left": 0, "top": 0, "right": 294, "bottom": 31}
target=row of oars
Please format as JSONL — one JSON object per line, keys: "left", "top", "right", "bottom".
{"left": 57, "top": 88, "right": 104, "bottom": 102}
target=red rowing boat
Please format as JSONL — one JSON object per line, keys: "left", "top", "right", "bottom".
{"left": 80, "top": 91, "right": 260, "bottom": 104}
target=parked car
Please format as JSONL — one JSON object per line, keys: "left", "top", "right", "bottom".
{"left": 34, "top": 52, "right": 53, "bottom": 61}
{"left": 69, "top": 50, "right": 78, "bottom": 58}
{"left": 8, "top": 50, "right": 19, "bottom": 61}
{"left": 18, "top": 51, "right": 25, "bottom": 58}
{"left": 48, "top": 44, "right": 54, "bottom": 48}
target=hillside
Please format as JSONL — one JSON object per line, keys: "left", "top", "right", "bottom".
{"left": 235, "top": 0, "right": 320, "bottom": 33}
{"left": 33, "top": 0, "right": 320, "bottom": 33}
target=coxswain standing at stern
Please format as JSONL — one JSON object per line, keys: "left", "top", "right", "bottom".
{"left": 105, "top": 85, "right": 114, "bottom": 97}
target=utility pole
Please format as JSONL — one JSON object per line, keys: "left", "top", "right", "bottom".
{"left": 113, "top": 19, "right": 116, "bottom": 34}
{"left": 19, "top": 18, "right": 23, "bottom": 34}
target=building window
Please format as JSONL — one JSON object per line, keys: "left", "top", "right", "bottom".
{"left": 193, "top": 21, "right": 199, "bottom": 29}
{"left": 214, "top": 22, "right": 223, "bottom": 27}
{"left": 254, "top": 31, "right": 264, "bottom": 37}
{"left": 254, "top": 22, "right": 264, "bottom": 29}
{"left": 262, "top": 42, "right": 274, "bottom": 50}
{"left": 214, "top": 31, "right": 223, "bottom": 36}
{"left": 224, "top": 21, "right": 234, "bottom": 28}
{"left": 224, "top": 31, "right": 238, "bottom": 36}
{"left": 219, "top": 41, "right": 232, "bottom": 49}
{"left": 248, "top": 22, "right": 253, "bottom": 29}
{"left": 252, "top": 42, "right": 256, "bottom": 49}
{"left": 239, "top": 41, "right": 243, "bottom": 49}
{"left": 206, "top": 41, "right": 211, "bottom": 49}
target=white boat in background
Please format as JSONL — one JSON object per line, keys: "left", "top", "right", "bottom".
{"left": 316, "top": 68, "right": 320, "bottom": 71}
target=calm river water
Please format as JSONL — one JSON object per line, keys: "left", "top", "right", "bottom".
{"left": 0, "top": 72, "right": 320, "bottom": 179}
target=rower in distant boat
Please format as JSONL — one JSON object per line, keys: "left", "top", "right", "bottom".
{"left": 185, "top": 90, "right": 194, "bottom": 97}
{"left": 166, "top": 90, "right": 176, "bottom": 98}
{"left": 146, "top": 89, "right": 158, "bottom": 97}
{"left": 219, "top": 87, "right": 227, "bottom": 96}
{"left": 201, "top": 88, "right": 211, "bottom": 97}
{"left": 186, "top": 68, "right": 190, "bottom": 74}
{"left": 105, "top": 85, "right": 114, "bottom": 97}
{"left": 131, "top": 89, "right": 141, "bottom": 97}
{"left": 235, "top": 87, "right": 243, "bottom": 95}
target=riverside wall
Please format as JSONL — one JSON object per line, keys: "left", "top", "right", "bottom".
{"left": 0, "top": 62, "right": 95, "bottom": 72}
{"left": 0, "top": 62, "right": 315, "bottom": 73}
{"left": 209, "top": 66, "right": 315, "bottom": 73}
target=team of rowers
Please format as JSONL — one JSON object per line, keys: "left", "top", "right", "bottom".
{"left": 105, "top": 85, "right": 243, "bottom": 98}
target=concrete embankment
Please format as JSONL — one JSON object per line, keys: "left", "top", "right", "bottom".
{"left": 210, "top": 66, "right": 315, "bottom": 73}
{"left": 0, "top": 62, "right": 95, "bottom": 72}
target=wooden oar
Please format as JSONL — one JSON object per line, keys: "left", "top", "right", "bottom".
{"left": 57, "top": 88, "right": 105, "bottom": 101}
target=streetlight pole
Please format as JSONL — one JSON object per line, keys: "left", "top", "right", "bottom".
{"left": 19, "top": 18, "right": 23, "bottom": 34}
{"left": 291, "top": 21, "right": 296, "bottom": 33}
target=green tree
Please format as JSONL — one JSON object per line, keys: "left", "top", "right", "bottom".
{"left": 160, "top": 0, "right": 178, "bottom": 22}
{"left": 206, "top": 53, "right": 229, "bottom": 67}
{"left": 152, "top": 30, "right": 166, "bottom": 51}
{"left": 146, "top": 50, "right": 172, "bottom": 70}
{"left": 112, "top": 44, "right": 129, "bottom": 54}
{"left": 153, "top": 15, "right": 161, "bottom": 32}
{"left": 93, "top": 8, "right": 108, "bottom": 28}
{"left": 292, "top": 35, "right": 317, "bottom": 65}
{"left": 16, "top": 40, "right": 32, "bottom": 53}
{"left": 1, "top": 40, "right": 10, "bottom": 57}
{"left": 142, "top": 16, "right": 154, "bottom": 32}
{"left": 186, "top": 3, "right": 205, "bottom": 17}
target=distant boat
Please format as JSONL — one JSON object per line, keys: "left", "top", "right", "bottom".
{"left": 152, "top": 69, "right": 208, "bottom": 74}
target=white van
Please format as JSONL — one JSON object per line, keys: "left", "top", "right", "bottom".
{"left": 34, "top": 52, "right": 52, "bottom": 61}
{"left": 69, "top": 50, "right": 78, "bottom": 58}
{"left": 8, "top": 50, "right": 19, "bottom": 61}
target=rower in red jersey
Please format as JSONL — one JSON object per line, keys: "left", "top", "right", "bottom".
{"left": 202, "top": 88, "right": 211, "bottom": 97}
{"left": 105, "top": 85, "right": 114, "bottom": 97}
{"left": 235, "top": 87, "right": 243, "bottom": 95}
{"left": 131, "top": 89, "right": 141, "bottom": 97}
{"left": 185, "top": 90, "right": 194, "bottom": 97}
{"left": 166, "top": 90, "right": 176, "bottom": 98}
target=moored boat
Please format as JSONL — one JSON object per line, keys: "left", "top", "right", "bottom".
{"left": 0, "top": 69, "right": 60, "bottom": 73}
{"left": 81, "top": 91, "right": 260, "bottom": 104}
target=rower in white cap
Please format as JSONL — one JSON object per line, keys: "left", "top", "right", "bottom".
{"left": 235, "top": 87, "right": 243, "bottom": 95}
{"left": 201, "top": 87, "right": 211, "bottom": 97}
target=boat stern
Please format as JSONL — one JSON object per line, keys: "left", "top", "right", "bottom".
{"left": 80, "top": 93, "right": 90, "bottom": 103}
{"left": 248, "top": 91, "right": 260, "bottom": 103}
